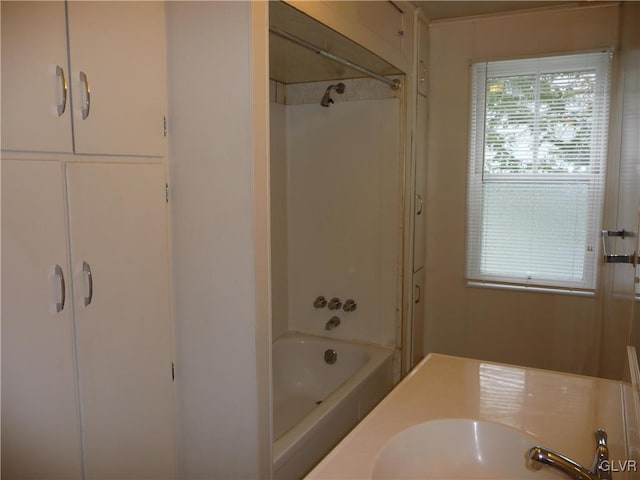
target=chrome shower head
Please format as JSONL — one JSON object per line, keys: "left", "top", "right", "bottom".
{"left": 320, "top": 82, "right": 346, "bottom": 107}
{"left": 320, "top": 90, "right": 333, "bottom": 107}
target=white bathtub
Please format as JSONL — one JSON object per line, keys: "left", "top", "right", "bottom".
{"left": 272, "top": 333, "right": 394, "bottom": 479}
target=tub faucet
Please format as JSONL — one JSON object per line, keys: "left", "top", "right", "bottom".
{"left": 528, "top": 429, "right": 611, "bottom": 480}
{"left": 325, "top": 316, "right": 341, "bottom": 331}
{"left": 328, "top": 297, "right": 342, "bottom": 310}
{"left": 313, "top": 296, "right": 327, "bottom": 308}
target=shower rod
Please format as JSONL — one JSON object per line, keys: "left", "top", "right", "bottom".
{"left": 269, "top": 26, "right": 402, "bottom": 91}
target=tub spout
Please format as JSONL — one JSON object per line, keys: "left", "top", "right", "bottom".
{"left": 325, "top": 316, "right": 341, "bottom": 330}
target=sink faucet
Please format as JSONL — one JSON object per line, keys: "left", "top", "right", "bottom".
{"left": 325, "top": 316, "right": 341, "bottom": 331}
{"left": 528, "top": 429, "right": 611, "bottom": 480}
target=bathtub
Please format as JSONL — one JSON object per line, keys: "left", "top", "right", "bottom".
{"left": 272, "top": 333, "right": 394, "bottom": 479}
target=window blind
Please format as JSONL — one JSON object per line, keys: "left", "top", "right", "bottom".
{"left": 466, "top": 52, "right": 612, "bottom": 291}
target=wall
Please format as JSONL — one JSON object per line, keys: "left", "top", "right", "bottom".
{"left": 270, "top": 77, "right": 402, "bottom": 348}
{"left": 617, "top": 2, "right": 640, "bottom": 370}
{"left": 425, "top": 4, "right": 620, "bottom": 376}
{"left": 165, "top": 2, "right": 270, "bottom": 478}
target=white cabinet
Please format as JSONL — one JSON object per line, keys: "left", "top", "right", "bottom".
{"left": 417, "top": 18, "right": 429, "bottom": 97}
{"left": 354, "top": 1, "right": 406, "bottom": 55}
{"left": 1, "top": 2, "right": 73, "bottom": 153}
{"left": 66, "top": 2, "right": 167, "bottom": 156}
{"left": 413, "top": 94, "right": 428, "bottom": 272}
{"left": 1, "top": 160, "right": 83, "bottom": 479}
{"left": 1, "top": 160, "right": 176, "bottom": 479}
{"left": 411, "top": 268, "right": 425, "bottom": 368}
{"left": 67, "top": 162, "right": 176, "bottom": 478}
{"left": 1, "top": 1, "right": 166, "bottom": 157}
{"left": 288, "top": 0, "right": 411, "bottom": 72}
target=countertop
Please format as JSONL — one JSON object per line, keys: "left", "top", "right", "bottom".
{"left": 306, "top": 353, "right": 628, "bottom": 479}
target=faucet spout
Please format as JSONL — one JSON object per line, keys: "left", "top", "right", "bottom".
{"left": 528, "top": 429, "right": 611, "bottom": 480}
{"left": 325, "top": 316, "right": 341, "bottom": 330}
{"left": 528, "top": 447, "right": 597, "bottom": 480}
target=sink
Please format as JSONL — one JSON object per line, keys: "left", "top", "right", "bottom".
{"left": 371, "top": 419, "right": 561, "bottom": 479}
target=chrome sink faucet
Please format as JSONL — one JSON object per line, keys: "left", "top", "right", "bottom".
{"left": 528, "top": 429, "right": 611, "bottom": 480}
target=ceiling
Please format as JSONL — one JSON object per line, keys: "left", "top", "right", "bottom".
{"left": 413, "top": 1, "right": 578, "bottom": 21}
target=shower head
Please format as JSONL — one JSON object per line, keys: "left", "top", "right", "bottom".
{"left": 320, "top": 83, "right": 346, "bottom": 107}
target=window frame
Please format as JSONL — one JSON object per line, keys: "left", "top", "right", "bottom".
{"left": 466, "top": 52, "right": 612, "bottom": 292}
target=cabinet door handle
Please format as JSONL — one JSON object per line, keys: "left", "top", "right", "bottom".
{"left": 54, "top": 264, "right": 66, "bottom": 313}
{"left": 82, "top": 260, "right": 93, "bottom": 306}
{"left": 80, "top": 71, "right": 91, "bottom": 119}
{"left": 416, "top": 194, "right": 423, "bottom": 216}
{"left": 414, "top": 284, "right": 421, "bottom": 304}
{"left": 56, "top": 65, "right": 68, "bottom": 116}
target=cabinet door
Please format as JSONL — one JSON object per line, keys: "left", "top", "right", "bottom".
{"left": 1, "top": 160, "right": 83, "bottom": 479}
{"left": 411, "top": 268, "right": 425, "bottom": 368}
{"left": 66, "top": 162, "right": 175, "bottom": 478}
{"left": 417, "top": 18, "right": 429, "bottom": 97}
{"left": 67, "top": 2, "right": 167, "bottom": 156}
{"left": 413, "top": 94, "right": 428, "bottom": 272}
{"left": 1, "top": 2, "right": 73, "bottom": 153}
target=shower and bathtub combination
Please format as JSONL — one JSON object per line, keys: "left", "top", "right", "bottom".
{"left": 272, "top": 334, "right": 393, "bottom": 479}
{"left": 269, "top": 3, "right": 405, "bottom": 478}
{"left": 269, "top": 78, "right": 403, "bottom": 477}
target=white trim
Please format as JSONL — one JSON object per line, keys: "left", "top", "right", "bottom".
{"left": 468, "top": 47, "right": 616, "bottom": 69}
{"left": 428, "top": 2, "right": 621, "bottom": 26}
{"left": 466, "top": 280, "right": 596, "bottom": 298}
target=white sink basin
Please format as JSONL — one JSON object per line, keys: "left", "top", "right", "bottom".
{"left": 372, "top": 419, "right": 560, "bottom": 479}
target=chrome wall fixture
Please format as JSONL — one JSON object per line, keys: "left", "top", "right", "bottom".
{"left": 320, "top": 83, "right": 345, "bottom": 107}
{"left": 325, "top": 316, "right": 341, "bottom": 330}
{"left": 269, "top": 26, "right": 401, "bottom": 91}
{"left": 313, "top": 296, "right": 328, "bottom": 308}
{"left": 313, "top": 296, "right": 358, "bottom": 311}
{"left": 328, "top": 297, "right": 342, "bottom": 310}
{"left": 324, "top": 348, "right": 338, "bottom": 364}
{"left": 343, "top": 299, "right": 357, "bottom": 312}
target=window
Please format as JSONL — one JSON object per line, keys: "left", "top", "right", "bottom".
{"left": 466, "top": 53, "right": 612, "bottom": 292}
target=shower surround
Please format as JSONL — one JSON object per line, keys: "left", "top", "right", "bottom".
{"left": 270, "top": 77, "right": 403, "bottom": 351}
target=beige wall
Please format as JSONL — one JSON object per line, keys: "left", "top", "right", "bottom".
{"left": 425, "top": 4, "right": 620, "bottom": 376}
{"left": 166, "top": 2, "right": 270, "bottom": 477}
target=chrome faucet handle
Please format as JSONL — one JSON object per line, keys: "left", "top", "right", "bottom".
{"left": 343, "top": 299, "right": 357, "bottom": 312}
{"left": 313, "top": 296, "right": 327, "bottom": 308}
{"left": 328, "top": 297, "right": 342, "bottom": 310}
{"left": 592, "top": 430, "right": 610, "bottom": 480}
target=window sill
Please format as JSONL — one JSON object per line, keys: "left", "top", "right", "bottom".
{"left": 466, "top": 280, "right": 596, "bottom": 297}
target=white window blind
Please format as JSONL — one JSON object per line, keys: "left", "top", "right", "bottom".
{"left": 467, "top": 52, "right": 612, "bottom": 291}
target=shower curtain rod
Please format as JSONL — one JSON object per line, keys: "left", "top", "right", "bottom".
{"left": 269, "top": 26, "right": 402, "bottom": 91}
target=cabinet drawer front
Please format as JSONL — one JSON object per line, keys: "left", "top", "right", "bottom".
{"left": 67, "top": 2, "right": 167, "bottom": 157}
{"left": 1, "top": 2, "right": 73, "bottom": 153}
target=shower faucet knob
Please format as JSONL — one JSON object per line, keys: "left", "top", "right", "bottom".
{"left": 343, "top": 299, "right": 357, "bottom": 312}
{"left": 328, "top": 297, "right": 342, "bottom": 310}
{"left": 313, "top": 296, "right": 327, "bottom": 308}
